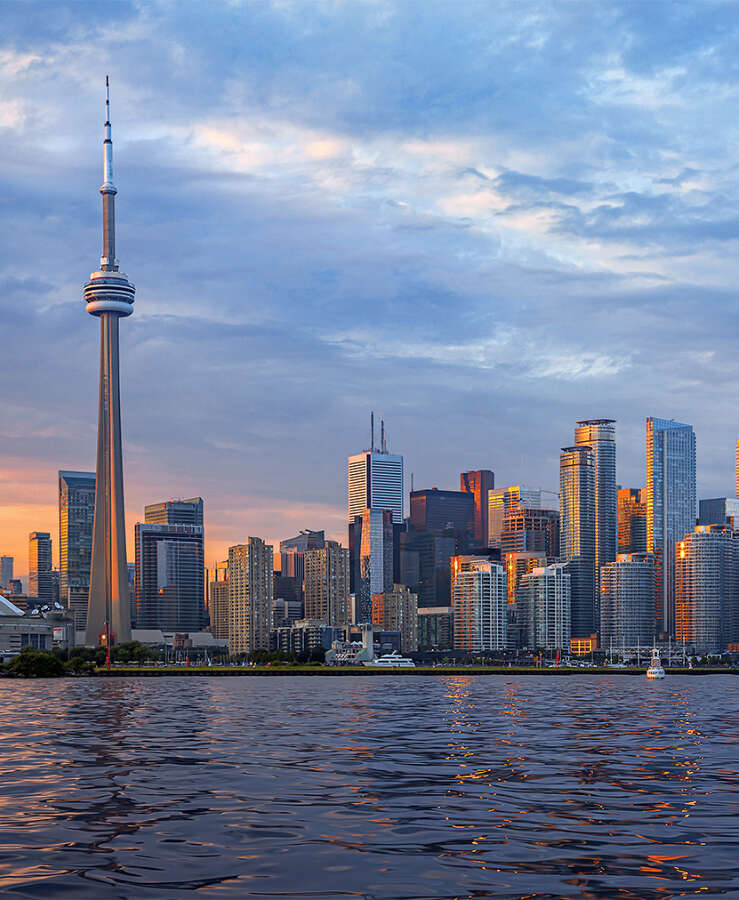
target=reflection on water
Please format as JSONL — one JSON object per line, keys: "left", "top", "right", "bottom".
{"left": 0, "top": 676, "right": 737, "bottom": 898}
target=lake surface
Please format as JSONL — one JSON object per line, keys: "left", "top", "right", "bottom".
{"left": 0, "top": 675, "right": 737, "bottom": 899}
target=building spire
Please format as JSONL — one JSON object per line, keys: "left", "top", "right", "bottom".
{"left": 100, "top": 76, "right": 118, "bottom": 271}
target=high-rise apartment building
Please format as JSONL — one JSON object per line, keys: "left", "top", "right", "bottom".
{"left": 28, "top": 532, "right": 53, "bottom": 603}
{"left": 675, "top": 526, "right": 739, "bottom": 655}
{"left": 228, "top": 538, "right": 274, "bottom": 655}
{"left": 516, "top": 563, "right": 571, "bottom": 651}
{"left": 451, "top": 556, "right": 507, "bottom": 651}
{"left": 736, "top": 438, "right": 739, "bottom": 498}
{"left": 0, "top": 557, "right": 13, "bottom": 590}
{"left": 600, "top": 553, "right": 656, "bottom": 650}
{"left": 134, "top": 523, "right": 206, "bottom": 630}
{"left": 58, "top": 470, "right": 96, "bottom": 631}
{"left": 560, "top": 446, "right": 597, "bottom": 638}
{"left": 460, "top": 470, "right": 495, "bottom": 548}
{"left": 575, "top": 419, "right": 617, "bottom": 574}
{"left": 304, "top": 540, "right": 350, "bottom": 626}
{"left": 488, "top": 486, "right": 541, "bottom": 549}
{"left": 646, "top": 417, "right": 696, "bottom": 636}
{"left": 617, "top": 488, "right": 647, "bottom": 554}
{"left": 208, "top": 560, "right": 229, "bottom": 640}
{"left": 372, "top": 584, "right": 419, "bottom": 652}
{"left": 350, "top": 508, "right": 394, "bottom": 623}
{"left": 145, "top": 497, "right": 204, "bottom": 526}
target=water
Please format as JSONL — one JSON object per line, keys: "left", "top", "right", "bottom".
{"left": 0, "top": 675, "right": 737, "bottom": 899}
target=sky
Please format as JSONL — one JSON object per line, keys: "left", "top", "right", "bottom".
{"left": 1, "top": 0, "right": 739, "bottom": 579}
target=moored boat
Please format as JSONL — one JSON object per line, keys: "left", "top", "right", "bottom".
{"left": 646, "top": 648, "right": 666, "bottom": 680}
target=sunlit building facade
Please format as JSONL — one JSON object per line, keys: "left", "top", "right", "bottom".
{"left": 58, "top": 470, "right": 96, "bottom": 631}
{"left": 575, "top": 419, "right": 617, "bottom": 574}
{"left": 304, "top": 540, "right": 351, "bottom": 626}
{"left": 675, "top": 526, "right": 739, "bottom": 655}
{"left": 600, "top": 553, "right": 656, "bottom": 649}
{"left": 350, "top": 508, "right": 394, "bottom": 623}
{"left": 228, "top": 538, "right": 274, "bottom": 655}
{"left": 560, "top": 446, "right": 597, "bottom": 638}
{"left": 646, "top": 417, "right": 696, "bottom": 636}
{"left": 371, "top": 583, "right": 418, "bottom": 652}
{"left": 145, "top": 497, "right": 204, "bottom": 526}
{"left": 460, "top": 469, "right": 495, "bottom": 548}
{"left": 451, "top": 556, "right": 507, "bottom": 651}
{"left": 500, "top": 506, "right": 560, "bottom": 557}
{"left": 488, "top": 486, "right": 541, "bottom": 549}
{"left": 617, "top": 487, "right": 647, "bottom": 554}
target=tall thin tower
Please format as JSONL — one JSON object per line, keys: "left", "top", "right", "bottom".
{"left": 84, "top": 78, "right": 135, "bottom": 646}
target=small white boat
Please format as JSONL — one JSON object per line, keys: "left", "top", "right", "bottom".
{"left": 646, "top": 648, "right": 666, "bottom": 680}
{"left": 363, "top": 651, "right": 415, "bottom": 668}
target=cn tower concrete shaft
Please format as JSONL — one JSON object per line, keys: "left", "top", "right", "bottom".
{"left": 84, "top": 79, "right": 135, "bottom": 646}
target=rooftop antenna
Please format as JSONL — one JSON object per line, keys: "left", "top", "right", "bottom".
{"left": 411, "top": 472, "right": 414, "bottom": 492}
{"left": 370, "top": 411, "right": 375, "bottom": 453}
{"left": 380, "top": 418, "right": 386, "bottom": 453}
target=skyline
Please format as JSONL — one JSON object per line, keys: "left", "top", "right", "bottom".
{"left": 3, "top": 1, "right": 739, "bottom": 576}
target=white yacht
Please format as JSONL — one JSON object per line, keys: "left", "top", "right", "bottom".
{"left": 646, "top": 648, "right": 666, "bottom": 680}
{"left": 364, "top": 651, "right": 415, "bottom": 668}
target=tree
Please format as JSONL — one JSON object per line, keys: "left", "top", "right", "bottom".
{"left": 5, "top": 648, "right": 65, "bottom": 678}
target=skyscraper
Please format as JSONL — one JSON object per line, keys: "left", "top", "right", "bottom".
{"left": 0, "top": 557, "right": 13, "bottom": 590}
{"left": 617, "top": 488, "right": 647, "bottom": 554}
{"left": 646, "top": 417, "right": 696, "bottom": 636}
{"left": 451, "top": 555, "right": 507, "bottom": 651}
{"left": 304, "top": 541, "right": 351, "bottom": 626}
{"left": 500, "top": 507, "right": 560, "bottom": 556}
{"left": 85, "top": 80, "right": 135, "bottom": 646}
{"left": 145, "top": 498, "right": 204, "bottom": 526}
{"left": 560, "top": 445, "right": 597, "bottom": 638}
{"left": 736, "top": 438, "right": 739, "bottom": 498}
{"left": 28, "top": 532, "right": 53, "bottom": 603}
{"left": 676, "top": 526, "right": 738, "bottom": 654}
{"left": 228, "top": 538, "right": 274, "bottom": 655}
{"left": 698, "top": 498, "right": 739, "bottom": 528}
{"left": 600, "top": 553, "right": 656, "bottom": 650}
{"left": 460, "top": 469, "right": 495, "bottom": 548}
{"left": 58, "top": 470, "right": 96, "bottom": 631}
{"left": 575, "top": 419, "right": 617, "bottom": 573}
{"left": 350, "top": 508, "right": 394, "bottom": 622}
{"left": 134, "top": 523, "right": 206, "bottom": 630}
{"left": 347, "top": 442, "right": 404, "bottom": 525}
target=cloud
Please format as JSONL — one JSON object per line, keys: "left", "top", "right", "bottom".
{"left": 1, "top": 0, "right": 739, "bottom": 573}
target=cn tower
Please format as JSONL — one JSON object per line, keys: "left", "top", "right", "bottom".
{"left": 84, "top": 78, "right": 135, "bottom": 646}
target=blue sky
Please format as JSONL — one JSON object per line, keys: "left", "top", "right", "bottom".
{"left": 1, "top": 0, "right": 738, "bottom": 572}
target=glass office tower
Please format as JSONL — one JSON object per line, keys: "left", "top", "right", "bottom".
{"left": 645, "top": 417, "right": 696, "bottom": 636}
{"left": 58, "top": 471, "right": 96, "bottom": 631}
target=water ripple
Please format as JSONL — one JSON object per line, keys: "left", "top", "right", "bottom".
{"left": 0, "top": 675, "right": 737, "bottom": 898}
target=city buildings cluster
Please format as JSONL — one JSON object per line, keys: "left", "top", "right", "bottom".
{"left": 2, "top": 415, "right": 739, "bottom": 660}
{"left": 2, "top": 89, "right": 737, "bottom": 662}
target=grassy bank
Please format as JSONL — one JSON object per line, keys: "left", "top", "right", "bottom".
{"left": 91, "top": 665, "right": 739, "bottom": 676}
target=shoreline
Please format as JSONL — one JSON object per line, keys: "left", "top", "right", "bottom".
{"left": 89, "top": 665, "right": 739, "bottom": 677}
